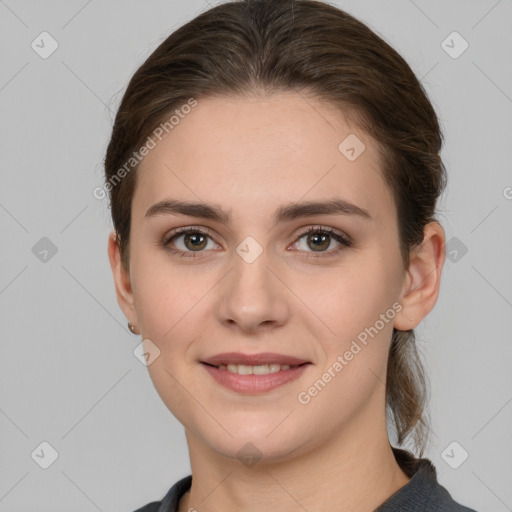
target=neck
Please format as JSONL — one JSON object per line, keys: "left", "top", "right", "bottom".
{"left": 178, "top": 395, "right": 410, "bottom": 512}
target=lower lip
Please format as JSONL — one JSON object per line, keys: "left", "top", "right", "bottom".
{"left": 201, "top": 363, "right": 311, "bottom": 394}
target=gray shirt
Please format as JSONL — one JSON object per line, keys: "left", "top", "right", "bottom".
{"left": 133, "top": 448, "right": 478, "bottom": 512}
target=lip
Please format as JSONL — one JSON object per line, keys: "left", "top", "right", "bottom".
{"left": 201, "top": 362, "right": 311, "bottom": 394}
{"left": 201, "top": 352, "right": 310, "bottom": 366}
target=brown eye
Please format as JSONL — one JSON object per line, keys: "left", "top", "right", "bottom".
{"left": 306, "top": 232, "right": 331, "bottom": 251}
{"left": 163, "top": 228, "right": 217, "bottom": 257}
{"left": 182, "top": 232, "right": 208, "bottom": 251}
{"left": 292, "top": 226, "right": 352, "bottom": 257}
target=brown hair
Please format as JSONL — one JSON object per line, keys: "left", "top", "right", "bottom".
{"left": 104, "top": 0, "right": 446, "bottom": 456}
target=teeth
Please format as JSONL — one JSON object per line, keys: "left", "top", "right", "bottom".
{"left": 218, "top": 363, "right": 292, "bottom": 374}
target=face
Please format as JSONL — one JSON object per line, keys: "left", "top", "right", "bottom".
{"left": 115, "top": 92, "right": 411, "bottom": 464}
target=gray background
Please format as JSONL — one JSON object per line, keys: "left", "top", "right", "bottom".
{"left": 0, "top": 0, "right": 511, "bottom": 510}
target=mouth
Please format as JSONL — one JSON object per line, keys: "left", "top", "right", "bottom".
{"left": 199, "top": 353, "right": 312, "bottom": 394}
{"left": 201, "top": 351, "right": 310, "bottom": 367}
{"left": 201, "top": 361, "right": 310, "bottom": 375}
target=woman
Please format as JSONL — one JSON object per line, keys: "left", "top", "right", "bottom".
{"left": 104, "top": 1, "right": 478, "bottom": 510}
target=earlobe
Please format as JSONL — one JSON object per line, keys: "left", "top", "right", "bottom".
{"left": 393, "top": 222, "right": 446, "bottom": 331}
{"left": 107, "top": 230, "right": 137, "bottom": 322}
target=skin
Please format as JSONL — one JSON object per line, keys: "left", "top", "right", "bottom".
{"left": 108, "top": 92, "right": 445, "bottom": 512}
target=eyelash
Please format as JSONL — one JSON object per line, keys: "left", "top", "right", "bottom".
{"left": 162, "top": 225, "right": 352, "bottom": 259}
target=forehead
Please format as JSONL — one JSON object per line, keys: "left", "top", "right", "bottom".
{"left": 133, "top": 92, "right": 394, "bottom": 224}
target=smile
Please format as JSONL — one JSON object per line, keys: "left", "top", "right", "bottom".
{"left": 215, "top": 363, "right": 299, "bottom": 374}
{"left": 201, "top": 362, "right": 311, "bottom": 394}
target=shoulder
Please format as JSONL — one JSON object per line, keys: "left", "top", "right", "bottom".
{"left": 377, "top": 447, "right": 479, "bottom": 511}
{"left": 425, "top": 479, "right": 479, "bottom": 512}
{"left": 131, "top": 475, "right": 192, "bottom": 512}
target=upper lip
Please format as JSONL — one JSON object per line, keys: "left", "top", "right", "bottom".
{"left": 201, "top": 352, "right": 310, "bottom": 366}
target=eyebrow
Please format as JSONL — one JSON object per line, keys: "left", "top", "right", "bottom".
{"left": 144, "top": 198, "right": 372, "bottom": 224}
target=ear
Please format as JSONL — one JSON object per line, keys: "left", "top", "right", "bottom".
{"left": 394, "top": 221, "right": 446, "bottom": 330}
{"left": 107, "top": 230, "right": 137, "bottom": 326}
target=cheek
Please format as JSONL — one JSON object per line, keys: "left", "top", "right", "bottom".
{"left": 135, "top": 273, "right": 208, "bottom": 345}
{"left": 295, "top": 262, "right": 398, "bottom": 420}
{"left": 304, "top": 253, "right": 400, "bottom": 340}
{"left": 130, "top": 250, "right": 188, "bottom": 338}
{"left": 132, "top": 260, "right": 211, "bottom": 422}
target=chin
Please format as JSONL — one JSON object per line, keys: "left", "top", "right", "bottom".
{"left": 199, "top": 423, "right": 310, "bottom": 467}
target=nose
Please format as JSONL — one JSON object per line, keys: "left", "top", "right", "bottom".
{"left": 215, "top": 246, "right": 290, "bottom": 334}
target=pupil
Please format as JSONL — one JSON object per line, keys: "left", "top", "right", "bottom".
{"left": 309, "top": 233, "right": 329, "bottom": 251}
{"left": 186, "top": 233, "right": 207, "bottom": 250}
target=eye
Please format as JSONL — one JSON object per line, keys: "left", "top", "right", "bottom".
{"left": 162, "top": 225, "right": 352, "bottom": 259}
{"left": 163, "top": 227, "right": 219, "bottom": 258}
{"left": 291, "top": 226, "right": 352, "bottom": 257}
